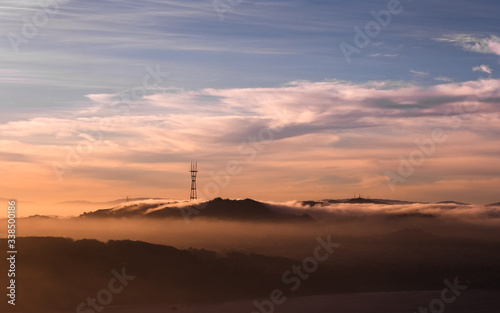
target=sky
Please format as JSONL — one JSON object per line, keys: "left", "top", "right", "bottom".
{"left": 1, "top": 0, "right": 500, "bottom": 217}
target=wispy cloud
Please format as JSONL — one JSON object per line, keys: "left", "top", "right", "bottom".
{"left": 434, "top": 76, "right": 453, "bottom": 83}
{"left": 473, "top": 64, "right": 493, "bottom": 74}
{"left": 410, "top": 70, "right": 429, "bottom": 77}
{"left": 434, "top": 34, "right": 500, "bottom": 57}
{"left": 369, "top": 53, "right": 399, "bottom": 58}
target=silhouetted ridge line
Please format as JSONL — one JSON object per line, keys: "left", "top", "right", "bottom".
{"left": 300, "top": 198, "right": 418, "bottom": 206}
{"left": 80, "top": 197, "right": 313, "bottom": 222}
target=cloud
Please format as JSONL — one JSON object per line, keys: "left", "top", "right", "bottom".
{"left": 6, "top": 80, "right": 500, "bottom": 147}
{"left": 488, "top": 40, "right": 500, "bottom": 56}
{"left": 435, "top": 34, "right": 500, "bottom": 56}
{"left": 271, "top": 200, "right": 500, "bottom": 221}
{"left": 410, "top": 70, "right": 429, "bottom": 77}
{"left": 369, "top": 53, "right": 399, "bottom": 58}
{"left": 473, "top": 64, "right": 493, "bottom": 74}
{"left": 434, "top": 76, "right": 453, "bottom": 83}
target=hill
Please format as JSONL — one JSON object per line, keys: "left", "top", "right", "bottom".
{"left": 80, "top": 197, "right": 313, "bottom": 222}
{"left": 1, "top": 235, "right": 500, "bottom": 312}
{"left": 301, "top": 197, "right": 419, "bottom": 206}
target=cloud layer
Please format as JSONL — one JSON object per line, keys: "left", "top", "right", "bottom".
{"left": 1, "top": 78, "right": 500, "bottom": 216}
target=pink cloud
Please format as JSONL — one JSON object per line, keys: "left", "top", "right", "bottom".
{"left": 488, "top": 40, "right": 500, "bottom": 56}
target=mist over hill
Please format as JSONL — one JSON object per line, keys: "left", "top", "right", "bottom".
{"left": 11, "top": 196, "right": 500, "bottom": 252}
{"left": 79, "top": 197, "right": 314, "bottom": 221}
{"left": 74, "top": 196, "right": 500, "bottom": 223}
{"left": 2, "top": 197, "right": 500, "bottom": 312}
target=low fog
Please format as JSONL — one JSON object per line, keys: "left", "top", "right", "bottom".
{"left": 12, "top": 199, "right": 500, "bottom": 258}
{"left": 2, "top": 199, "right": 500, "bottom": 312}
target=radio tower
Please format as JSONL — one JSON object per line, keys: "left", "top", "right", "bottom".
{"left": 190, "top": 161, "right": 198, "bottom": 201}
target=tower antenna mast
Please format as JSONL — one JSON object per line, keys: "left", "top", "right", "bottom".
{"left": 190, "top": 161, "right": 198, "bottom": 201}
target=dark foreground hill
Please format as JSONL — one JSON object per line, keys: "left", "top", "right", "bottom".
{"left": 0, "top": 237, "right": 327, "bottom": 311}
{"left": 1, "top": 235, "right": 499, "bottom": 312}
